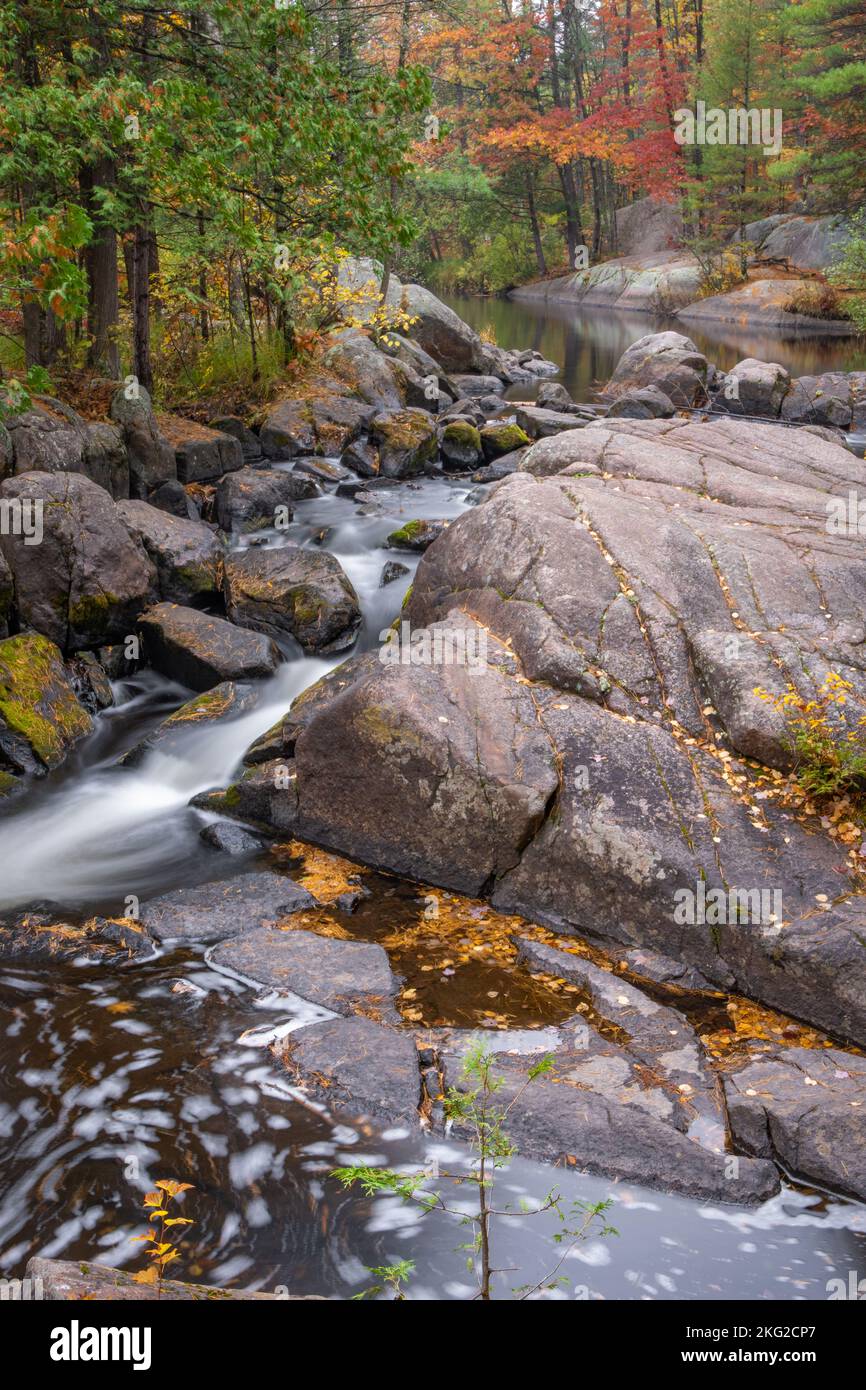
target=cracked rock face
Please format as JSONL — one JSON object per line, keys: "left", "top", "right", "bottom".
{"left": 255, "top": 418, "right": 866, "bottom": 1045}
{"left": 724, "top": 1047, "right": 866, "bottom": 1202}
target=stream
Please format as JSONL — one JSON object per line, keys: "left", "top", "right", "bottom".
{"left": 2, "top": 315, "right": 866, "bottom": 1300}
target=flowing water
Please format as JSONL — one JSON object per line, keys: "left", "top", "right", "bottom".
{"left": 2, "top": 318, "right": 866, "bottom": 1299}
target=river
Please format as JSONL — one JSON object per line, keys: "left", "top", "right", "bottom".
{"left": 1, "top": 313, "right": 866, "bottom": 1301}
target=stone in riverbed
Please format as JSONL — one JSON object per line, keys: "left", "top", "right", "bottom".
{"left": 121, "top": 681, "right": 258, "bottom": 766}
{"left": 371, "top": 408, "right": 438, "bottom": 478}
{"left": 278, "top": 1015, "right": 421, "bottom": 1124}
{"left": 479, "top": 422, "right": 531, "bottom": 459}
{"left": 439, "top": 421, "right": 482, "bottom": 469}
{"left": 211, "top": 927, "right": 399, "bottom": 1016}
{"left": 138, "top": 604, "right": 281, "bottom": 692}
{"left": 380, "top": 559, "right": 410, "bottom": 586}
{"left": 208, "top": 415, "right": 265, "bottom": 462}
{"left": 140, "top": 871, "right": 315, "bottom": 944}
{"left": 437, "top": 1029, "right": 777, "bottom": 1205}
{"left": 200, "top": 820, "right": 265, "bottom": 856}
{"left": 605, "top": 384, "right": 676, "bottom": 419}
{"left": 214, "top": 466, "right": 316, "bottom": 534}
{"left": 0, "top": 471, "right": 157, "bottom": 652}
{"left": 724, "top": 1046, "right": 866, "bottom": 1201}
{"left": 222, "top": 545, "right": 362, "bottom": 654}
{"left": 514, "top": 406, "right": 587, "bottom": 439}
{"left": 780, "top": 372, "right": 854, "bottom": 429}
{"left": 0, "top": 913, "right": 155, "bottom": 964}
{"left": 535, "top": 381, "right": 576, "bottom": 412}
{"left": 385, "top": 519, "right": 447, "bottom": 552}
{"left": 118, "top": 500, "right": 222, "bottom": 605}
{"left": 0, "top": 632, "right": 92, "bottom": 778}
{"left": 713, "top": 358, "right": 790, "bottom": 418}
{"left": 601, "top": 331, "right": 708, "bottom": 408}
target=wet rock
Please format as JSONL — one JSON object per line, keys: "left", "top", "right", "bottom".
{"left": 214, "top": 466, "right": 316, "bottom": 534}
{"left": 110, "top": 385, "right": 177, "bottom": 497}
{"left": 713, "top": 358, "right": 790, "bottom": 418}
{"left": 0, "top": 471, "right": 157, "bottom": 652}
{"left": 260, "top": 380, "right": 375, "bottom": 458}
{"left": 449, "top": 374, "right": 505, "bottom": 399}
{"left": 0, "top": 913, "right": 155, "bottom": 964}
{"left": 0, "top": 633, "right": 92, "bottom": 779}
{"left": 780, "top": 373, "right": 854, "bottom": 429}
{"left": 724, "top": 1046, "right": 866, "bottom": 1201}
{"left": 479, "top": 422, "right": 531, "bottom": 460}
{"left": 471, "top": 448, "right": 528, "bottom": 483}
{"left": 199, "top": 820, "right": 265, "bottom": 856}
{"left": 141, "top": 871, "right": 315, "bottom": 944}
{"left": 278, "top": 1015, "right": 421, "bottom": 1123}
{"left": 514, "top": 406, "right": 588, "bottom": 439}
{"left": 222, "top": 545, "right": 362, "bottom": 654}
{"left": 67, "top": 650, "right": 114, "bottom": 713}
{"left": 622, "top": 947, "right": 716, "bottom": 994}
{"left": 437, "top": 1029, "right": 777, "bottom": 1205}
{"left": 0, "top": 548, "right": 11, "bottom": 638}
{"left": 515, "top": 937, "right": 725, "bottom": 1140}
{"left": 156, "top": 413, "right": 244, "bottom": 483}
{"left": 605, "top": 385, "right": 676, "bottom": 419}
{"left": 122, "top": 681, "right": 258, "bottom": 765}
{"left": 385, "top": 519, "right": 447, "bottom": 552}
{"left": 535, "top": 381, "right": 576, "bottom": 412}
{"left": 602, "top": 331, "right": 708, "bottom": 409}
{"left": 192, "top": 758, "right": 299, "bottom": 834}
{"left": 439, "top": 421, "right": 482, "bottom": 470}
{"left": 139, "top": 604, "right": 281, "bottom": 692}
{"left": 260, "top": 400, "right": 316, "bottom": 459}
{"left": 293, "top": 457, "right": 349, "bottom": 484}
{"left": 340, "top": 436, "right": 380, "bottom": 479}
{"left": 212, "top": 926, "right": 399, "bottom": 1016}
{"left": 25, "top": 1257, "right": 316, "bottom": 1300}
{"left": 380, "top": 559, "right": 410, "bottom": 586}
{"left": 371, "top": 408, "right": 438, "bottom": 478}
{"left": 117, "top": 500, "right": 222, "bottom": 605}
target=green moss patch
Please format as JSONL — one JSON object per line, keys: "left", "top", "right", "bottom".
{"left": 0, "top": 632, "right": 92, "bottom": 768}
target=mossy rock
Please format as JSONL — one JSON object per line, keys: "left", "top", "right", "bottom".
{"left": 479, "top": 422, "right": 531, "bottom": 461}
{"left": 386, "top": 519, "right": 447, "bottom": 553}
{"left": 0, "top": 632, "right": 92, "bottom": 769}
{"left": 440, "top": 421, "right": 482, "bottom": 470}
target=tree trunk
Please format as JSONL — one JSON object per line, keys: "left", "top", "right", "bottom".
{"left": 526, "top": 174, "right": 547, "bottom": 276}
{"left": 132, "top": 218, "right": 153, "bottom": 393}
{"left": 81, "top": 159, "right": 120, "bottom": 377}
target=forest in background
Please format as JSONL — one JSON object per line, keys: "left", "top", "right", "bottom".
{"left": 0, "top": 0, "right": 864, "bottom": 411}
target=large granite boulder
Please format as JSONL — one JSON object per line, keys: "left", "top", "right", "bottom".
{"left": 601, "top": 331, "right": 708, "bottom": 408}
{"left": 0, "top": 471, "right": 156, "bottom": 651}
{"left": 251, "top": 417, "right": 866, "bottom": 1046}
{"left": 713, "top": 358, "right": 790, "bottom": 417}
{"left": 118, "top": 500, "right": 223, "bottom": 604}
{"left": 780, "top": 373, "right": 854, "bottom": 429}
{"left": 370, "top": 408, "right": 438, "bottom": 478}
{"left": 139, "top": 603, "right": 282, "bottom": 691}
{"left": 222, "top": 545, "right": 361, "bottom": 654}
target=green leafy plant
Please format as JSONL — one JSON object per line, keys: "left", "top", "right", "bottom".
{"left": 756, "top": 673, "right": 866, "bottom": 800}
{"left": 333, "top": 1040, "right": 617, "bottom": 1301}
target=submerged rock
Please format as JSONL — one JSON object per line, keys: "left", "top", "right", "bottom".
{"left": 724, "top": 1047, "right": 866, "bottom": 1202}
{"left": 277, "top": 1015, "right": 421, "bottom": 1124}
{"left": 0, "top": 913, "right": 155, "bottom": 964}
{"left": 211, "top": 927, "right": 400, "bottom": 1017}
{"left": 140, "top": 871, "right": 315, "bottom": 944}
{"left": 121, "top": 681, "right": 258, "bottom": 765}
